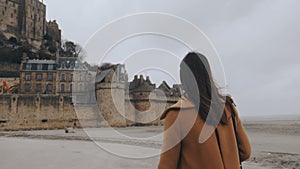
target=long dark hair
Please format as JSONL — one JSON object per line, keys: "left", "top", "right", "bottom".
{"left": 180, "top": 52, "right": 228, "bottom": 126}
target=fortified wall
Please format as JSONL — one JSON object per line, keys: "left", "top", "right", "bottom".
{"left": 0, "top": 94, "right": 100, "bottom": 130}
{"left": 0, "top": 64, "right": 181, "bottom": 130}
{"left": 95, "top": 64, "right": 181, "bottom": 127}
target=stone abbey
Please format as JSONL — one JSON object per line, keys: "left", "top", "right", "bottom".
{"left": 0, "top": 0, "right": 61, "bottom": 48}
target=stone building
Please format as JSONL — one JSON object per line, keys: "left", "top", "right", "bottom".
{"left": 95, "top": 64, "right": 181, "bottom": 127}
{"left": 128, "top": 75, "right": 181, "bottom": 126}
{"left": 19, "top": 57, "right": 92, "bottom": 96}
{"left": 20, "top": 0, "right": 46, "bottom": 42}
{"left": 0, "top": 0, "right": 60, "bottom": 48}
{"left": 158, "top": 81, "right": 182, "bottom": 98}
{"left": 46, "top": 20, "right": 61, "bottom": 43}
{"left": 0, "top": 0, "right": 20, "bottom": 38}
{"left": 57, "top": 57, "right": 89, "bottom": 95}
{"left": 19, "top": 59, "right": 57, "bottom": 94}
{"left": 56, "top": 57, "right": 95, "bottom": 105}
{"left": 95, "top": 63, "right": 128, "bottom": 126}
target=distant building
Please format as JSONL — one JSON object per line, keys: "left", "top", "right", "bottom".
{"left": 57, "top": 57, "right": 90, "bottom": 95}
{"left": 95, "top": 64, "right": 181, "bottom": 126}
{"left": 19, "top": 57, "right": 92, "bottom": 96}
{"left": 19, "top": 59, "right": 57, "bottom": 94}
{"left": 0, "top": 0, "right": 21, "bottom": 39}
{"left": 158, "top": 81, "right": 182, "bottom": 98}
{"left": 46, "top": 20, "right": 61, "bottom": 43}
{"left": 95, "top": 63, "right": 129, "bottom": 126}
{"left": 0, "top": 0, "right": 61, "bottom": 48}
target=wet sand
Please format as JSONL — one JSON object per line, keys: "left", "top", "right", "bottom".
{"left": 0, "top": 120, "right": 299, "bottom": 169}
{"left": 244, "top": 120, "right": 300, "bottom": 169}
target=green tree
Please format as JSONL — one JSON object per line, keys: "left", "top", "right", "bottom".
{"left": 62, "top": 40, "right": 86, "bottom": 60}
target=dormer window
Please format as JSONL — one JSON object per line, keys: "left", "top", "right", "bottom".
{"left": 48, "top": 64, "right": 53, "bottom": 70}
{"left": 26, "top": 64, "right": 31, "bottom": 70}
{"left": 37, "top": 64, "right": 42, "bottom": 70}
{"left": 61, "top": 62, "right": 65, "bottom": 69}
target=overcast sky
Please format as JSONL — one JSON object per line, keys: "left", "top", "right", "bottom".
{"left": 43, "top": 0, "right": 300, "bottom": 117}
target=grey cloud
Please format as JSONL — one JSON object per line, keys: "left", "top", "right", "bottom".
{"left": 43, "top": 0, "right": 299, "bottom": 116}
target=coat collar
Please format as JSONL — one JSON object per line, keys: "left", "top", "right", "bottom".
{"left": 160, "top": 96, "right": 195, "bottom": 120}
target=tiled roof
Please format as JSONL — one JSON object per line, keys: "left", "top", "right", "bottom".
{"left": 22, "top": 59, "right": 57, "bottom": 71}
{"left": 95, "top": 68, "right": 113, "bottom": 83}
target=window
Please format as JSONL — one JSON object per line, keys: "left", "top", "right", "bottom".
{"left": 25, "top": 83, "right": 31, "bottom": 92}
{"left": 37, "top": 64, "right": 42, "bottom": 70}
{"left": 79, "top": 74, "right": 84, "bottom": 81}
{"left": 36, "top": 74, "right": 42, "bottom": 81}
{"left": 70, "top": 74, "right": 73, "bottom": 81}
{"left": 79, "top": 84, "right": 83, "bottom": 92}
{"left": 87, "top": 74, "right": 92, "bottom": 81}
{"left": 61, "top": 84, "right": 65, "bottom": 92}
{"left": 26, "top": 64, "right": 31, "bottom": 70}
{"left": 47, "top": 84, "right": 52, "bottom": 93}
{"left": 11, "top": 13, "right": 13, "bottom": 18}
{"left": 14, "top": 9, "right": 16, "bottom": 14}
{"left": 61, "top": 74, "right": 65, "bottom": 81}
{"left": 61, "top": 62, "right": 65, "bottom": 69}
{"left": 25, "top": 74, "right": 31, "bottom": 81}
{"left": 36, "top": 84, "right": 41, "bottom": 92}
{"left": 48, "top": 64, "right": 53, "bottom": 70}
{"left": 70, "top": 84, "right": 73, "bottom": 92}
{"left": 47, "top": 73, "right": 53, "bottom": 81}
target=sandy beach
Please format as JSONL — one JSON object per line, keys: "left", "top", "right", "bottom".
{"left": 0, "top": 120, "right": 299, "bottom": 169}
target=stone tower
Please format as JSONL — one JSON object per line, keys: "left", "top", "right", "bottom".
{"left": 95, "top": 64, "right": 128, "bottom": 127}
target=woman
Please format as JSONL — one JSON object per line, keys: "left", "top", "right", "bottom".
{"left": 157, "top": 52, "right": 251, "bottom": 169}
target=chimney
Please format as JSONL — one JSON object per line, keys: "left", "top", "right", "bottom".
{"left": 146, "top": 76, "right": 151, "bottom": 83}
{"left": 140, "top": 75, "right": 144, "bottom": 83}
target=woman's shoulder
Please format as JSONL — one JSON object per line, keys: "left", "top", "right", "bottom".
{"left": 160, "top": 96, "right": 195, "bottom": 120}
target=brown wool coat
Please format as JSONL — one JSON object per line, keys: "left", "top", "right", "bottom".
{"left": 157, "top": 97, "right": 251, "bottom": 169}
